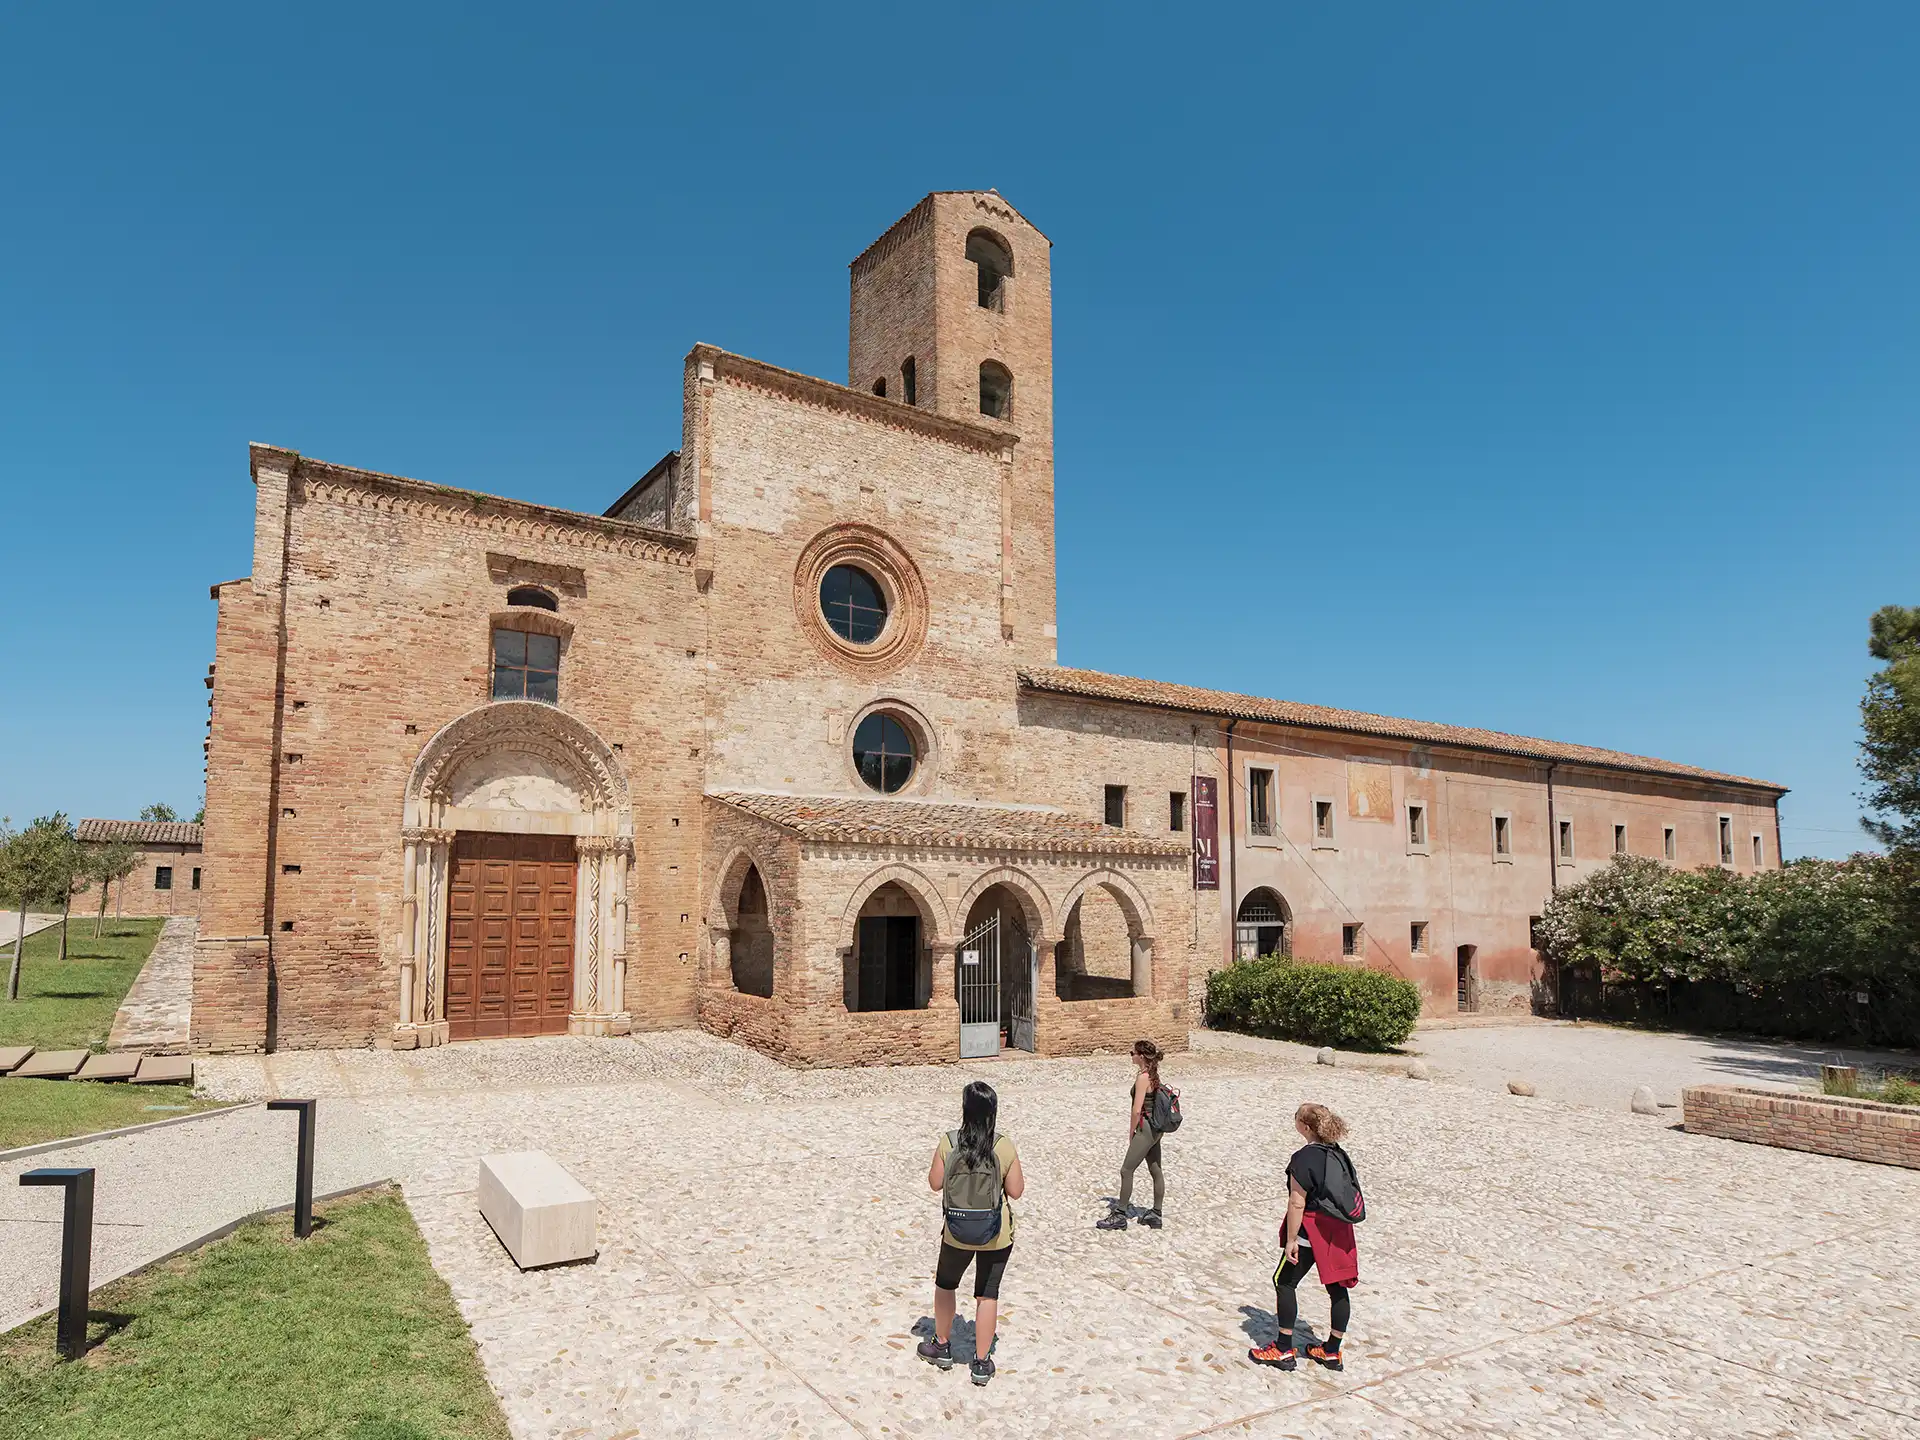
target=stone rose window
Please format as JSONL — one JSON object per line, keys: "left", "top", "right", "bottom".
{"left": 820, "top": 564, "right": 887, "bottom": 644}
{"left": 852, "top": 712, "right": 916, "bottom": 793}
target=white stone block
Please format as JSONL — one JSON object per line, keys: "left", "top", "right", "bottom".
{"left": 477, "top": 1151, "right": 597, "bottom": 1270}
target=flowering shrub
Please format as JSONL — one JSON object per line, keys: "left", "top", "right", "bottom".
{"left": 1539, "top": 853, "right": 1920, "bottom": 1045}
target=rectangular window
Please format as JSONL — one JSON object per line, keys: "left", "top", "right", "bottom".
{"left": 1314, "top": 799, "right": 1335, "bottom": 842}
{"left": 1410, "top": 921, "right": 1428, "bottom": 954}
{"left": 1664, "top": 826, "right": 1676, "bottom": 861}
{"left": 901, "top": 356, "right": 917, "bottom": 406}
{"left": 1528, "top": 915, "right": 1544, "bottom": 950}
{"left": 191, "top": 867, "right": 202, "bottom": 891}
{"left": 1104, "top": 785, "right": 1127, "bottom": 827}
{"left": 154, "top": 866, "right": 173, "bottom": 891}
{"left": 1719, "top": 815, "right": 1734, "bottom": 866}
{"left": 1342, "top": 923, "right": 1362, "bottom": 957}
{"left": 1558, "top": 820, "right": 1574, "bottom": 860}
{"left": 1493, "top": 813, "right": 1512, "bottom": 857}
{"left": 1169, "top": 791, "right": 1186, "bottom": 833}
{"left": 1752, "top": 833, "right": 1764, "bottom": 866}
{"left": 1248, "top": 768, "right": 1274, "bottom": 836}
{"left": 1407, "top": 803, "right": 1427, "bottom": 847}
{"left": 492, "top": 628, "right": 560, "bottom": 703}
{"left": 1614, "top": 823, "right": 1628, "bottom": 855}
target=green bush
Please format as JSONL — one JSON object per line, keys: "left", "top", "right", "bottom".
{"left": 1206, "top": 956, "right": 1422, "bottom": 1050}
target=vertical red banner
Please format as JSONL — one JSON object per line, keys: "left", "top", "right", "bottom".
{"left": 1191, "top": 775, "right": 1219, "bottom": 890}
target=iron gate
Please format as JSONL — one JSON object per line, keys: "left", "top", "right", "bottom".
{"left": 958, "top": 912, "right": 1001, "bottom": 1058}
{"left": 1006, "top": 933, "right": 1037, "bottom": 1053}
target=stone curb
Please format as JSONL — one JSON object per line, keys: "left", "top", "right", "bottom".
{"left": 0, "top": 1100, "right": 256, "bottom": 1164}
{"left": 0, "top": 1179, "right": 396, "bottom": 1337}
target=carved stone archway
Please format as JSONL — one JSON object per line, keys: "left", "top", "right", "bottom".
{"left": 395, "top": 701, "right": 633, "bottom": 1046}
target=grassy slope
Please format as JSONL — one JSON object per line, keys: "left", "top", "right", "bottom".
{"left": 0, "top": 1080, "right": 225, "bottom": 1151}
{"left": 0, "top": 1188, "right": 511, "bottom": 1440}
{"left": 0, "top": 918, "right": 164, "bottom": 1050}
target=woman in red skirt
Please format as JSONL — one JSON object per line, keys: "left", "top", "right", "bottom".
{"left": 1249, "top": 1102, "right": 1359, "bottom": 1371}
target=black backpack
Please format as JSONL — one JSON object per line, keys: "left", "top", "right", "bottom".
{"left": 1309, "top": 1143, "right": 1365, "bottom": 1225}
{"left": 942, "top": 1132, "right": 1004, "bottom": 1246}
{"left": 1148, "top": 1085, "right": 1183, "bottom": 1133}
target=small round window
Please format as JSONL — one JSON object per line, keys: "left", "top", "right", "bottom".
{"left": 821, "top": 564, "right": 887, "bottom": 644}
{"left": 852, "top": 712, "right": 915, "bottom": 793}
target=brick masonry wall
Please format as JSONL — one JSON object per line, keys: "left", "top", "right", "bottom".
{"left": 77, "top": 844, "right": 204, "bottom": 920}
{"left": 1683, "top": 1084, "right": 1920, "bottom": 1169}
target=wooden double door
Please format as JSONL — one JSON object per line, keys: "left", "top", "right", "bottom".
{"left": 445, "top": 832, "right": 576, "bottom": 1039}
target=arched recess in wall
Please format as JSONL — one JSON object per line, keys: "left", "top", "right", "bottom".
{"left": 1055, "top": 869, "right": 1155, "bottom": 1002}
{"left": 1235, "top": 887, "right": 1292, "bottom": 961}
{"left": 966, "top": 227, "right": 1013, "bottom": 311}
{"left": 978, "top": 361, "right": 1013, "bottom": 420}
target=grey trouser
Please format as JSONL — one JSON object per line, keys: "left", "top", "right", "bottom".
{"left": 1117, "top": 1125, "right": 1164, "bottom": 1212}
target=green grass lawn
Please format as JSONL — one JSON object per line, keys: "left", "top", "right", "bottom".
{"left": 0, "top": 1187, "right": 511, "bottom": 1440}
{"left": 0, "top": 918, "right": 164, "bottom": 1051}
{"left": 0, "top": 1079, "right": 228, "bottom": 1151}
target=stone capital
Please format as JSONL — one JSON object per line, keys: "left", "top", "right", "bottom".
{"left": 402, "top": 826, "right": 457, "bottom": 847}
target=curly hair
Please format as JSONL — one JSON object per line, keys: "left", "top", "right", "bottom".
{"left": 1294, "top": 1102, "right": 1349, "bottom": 1145}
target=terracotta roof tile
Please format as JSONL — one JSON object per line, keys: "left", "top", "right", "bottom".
{"left": 709, "top": 792, "right": 1190, "bottom": 857}
{"left": 77, "top": 819, "right": 204, "bottom": 846}
{"left": 1019, "top": 667, "right": 1785, "bottom": 792}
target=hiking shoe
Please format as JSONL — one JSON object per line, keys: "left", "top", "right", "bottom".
{"left": 1095, "top": 1210, "right": 1128, "bottom": 1230}
{"left": 916, "top": 1337, "right": 952, "bottom": 1370}
{"left": 1140, "top": 1209, "right": 1164, "bottom": 1229}
{"left": 1307, "top": 1343, "right": 1344, "bottom": 1372}
{"left": 970, "top": 1354, "right": 996, "bottom": 1386}
{"left": 1248, "top": 1343, "right": 1296, "bottom": 1370}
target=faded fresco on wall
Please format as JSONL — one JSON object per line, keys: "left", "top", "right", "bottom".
{"left": 1347, "top": 758, "right": 1393, "bottom": 821}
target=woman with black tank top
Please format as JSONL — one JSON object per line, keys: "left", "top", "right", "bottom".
{"left": 1096, "top": 1039, "right": 1167, "bottom": 1231}
{"left": 1250, "top": 1102, "right": 1359, "bottom": 1372}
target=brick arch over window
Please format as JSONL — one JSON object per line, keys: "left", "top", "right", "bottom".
{"left": 705, "top": 845, "right": 784, "bottom": 998}
{"left": 840, "top": 862, "right": 951, "bottom": 945}
{"left": 1055, "top": 868, "right": 1156, "bottom": 1002}
{"left": 395, "top": 700, "right": 633, "bottom": 1049}
{"left": 1059, "top": 868, "right": 1155, "bottom": 943}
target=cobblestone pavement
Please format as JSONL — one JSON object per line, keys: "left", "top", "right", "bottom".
{"left": 0, "top": 1100, "right": 393, "bottom": 1333}
{"left": 200, "top": 1033, "right": 1920, "bottom": 1440}
{"left": 108, "top": 915, "right": 196, "bottom": 1052}
{"left": 1403, "top": 1019, "right": 1920, "bottom": 1113}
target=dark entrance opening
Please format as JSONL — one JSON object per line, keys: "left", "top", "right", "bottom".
{"left": 1456, "top": 944, "right": 1477, "bottom": 1012}
{"left": 856, "top": 914, "right": 920, "bottom": 1011}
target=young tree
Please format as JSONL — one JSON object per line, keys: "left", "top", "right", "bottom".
{"left": 84, "top": 840, "right": 140, "bottom": 937}
{"left": 140, "top": 802, "right": 179, "bottom": 823}
{"left": 1861, "top": 604, "right": 1920, "bottom": 851}
{"left": 2, "top": 815, "right": 81, "bottom": 1001}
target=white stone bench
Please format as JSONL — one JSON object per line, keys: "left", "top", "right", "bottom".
{"left": 477, "top": 1152, "right": 597, "bottom": 1270}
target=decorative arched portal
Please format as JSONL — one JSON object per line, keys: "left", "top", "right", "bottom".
{"left": 1235, "top": 887, "right": 1292, "bottom": 960}
{"left": 1056, "top": 870, "right": 1155, "bottom": 1002}
{"left": 397, "top": 701, "right": 633, "bottom": 1046}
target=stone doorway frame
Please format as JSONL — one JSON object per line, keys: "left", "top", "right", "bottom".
{"left": 395, "top": 700, "right": 634, "bottom": 1047}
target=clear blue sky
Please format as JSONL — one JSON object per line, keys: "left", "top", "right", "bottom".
{"left": 3, "top": 3, "right": 1913, "bottom": 857}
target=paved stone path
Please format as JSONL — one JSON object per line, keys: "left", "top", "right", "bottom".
{"left": 200, "top": 1033, "right": 1920, "bottom": 1439}
{"left": 108, "top": 915, "right": 196, "bottom": 1053}
{"left": 0, "top": 913, "right": 61, "bottom": 949}
{"left": 0, "top": 1100, "right": 393, "bottom": 1334}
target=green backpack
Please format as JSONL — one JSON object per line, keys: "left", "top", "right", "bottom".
{"left": 943, "top": 1132, "right": 1004, "bottom": 1245}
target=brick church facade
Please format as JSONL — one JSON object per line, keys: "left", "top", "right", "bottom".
{"left": 192, "top": 191, "right": 1786, "bottom": 1062}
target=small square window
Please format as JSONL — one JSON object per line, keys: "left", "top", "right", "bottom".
{"left": 1410, "top": 921, "right": 1429, "bottom": 954}
{"left": 1663, "top": 826, "right": 1676, "bottom": 861}
{"left": 1614, "top": 823, "right": 1628, "bottom": 855}
{"left": 1493, "top": 813, "right": 1512, "bottom": 857}
{"left": 1342, "top": 923, "right": 1362, "bottom": 957}
{"left": 1528, "top": 915, "right": 1544, "bottom": 950}
{"left": 1169, "top": 791, "right": 1186, "bottom": 833}
{"left": 1314, "top": 799, "right": 1335, "bottom": 842}
{"left": 1248, "top": 768, "right": 1275, "bottom": 836}
{"left": 1558, "top": 820, "right": 1574, "bottom": 861}
{"left": 154, "top": 866, "right": 173, "bottom": 890}
{"left": 492, "top": 626, "right": 560, "bottom": 703}
{"left": 1407, "top": 803, "right": 1427, "bottom": 847}
{"left": 1104, "top": 785, "right": 1127, "bottom": 827}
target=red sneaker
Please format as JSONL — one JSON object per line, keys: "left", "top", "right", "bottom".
{"left": 1307, "top": 1343, "right": 1344, "bottom": 1372}
{"left": 1248, "top": 1343, "right": 1297, "bottom": 1370}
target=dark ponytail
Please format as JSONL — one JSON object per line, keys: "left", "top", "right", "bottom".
{"left": 957, "top": 1080, "right": 998, "bottom": 1170}
{"left": 1132, "top": 1038, "right": 1164, "bottom": 1091}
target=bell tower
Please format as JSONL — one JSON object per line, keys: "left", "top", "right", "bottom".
{"left": 849, "top": 191, "right": 1056, "bottom": 659}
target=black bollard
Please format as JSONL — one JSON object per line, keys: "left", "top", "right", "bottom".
{"left": 21, "top": 1167, "right": 95, "bottom": 1360}
{"left": 266, "top": 1099, "right": 318, "bottom": 1237}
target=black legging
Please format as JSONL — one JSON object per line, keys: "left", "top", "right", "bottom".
{"left": 1274, "top": 1250, "right": 1350, "bottom": 1344}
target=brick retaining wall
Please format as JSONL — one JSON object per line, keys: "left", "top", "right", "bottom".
{"left": 1682, "top": 1084, "right": 1920, "bottom": 1169}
